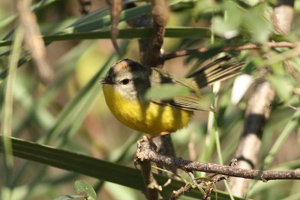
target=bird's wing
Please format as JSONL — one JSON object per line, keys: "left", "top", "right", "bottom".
{"left": 151, "top": 94, "right": 213, "bottom": 112}
{"left": 149, "top": 68, "right": 213, "bottom": 111}
{"left": 187, "top": 56, "right": 244, "bottom": 88}
{"left": 148, "top": 56, "right": 244, "bottom": 111}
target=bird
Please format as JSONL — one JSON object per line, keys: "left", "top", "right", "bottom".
{"left": 100, "top": 56, "right": 244, "bottom": 137}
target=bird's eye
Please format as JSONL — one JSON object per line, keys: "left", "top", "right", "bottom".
{"left": 121, "top": 79, "right": 130, "bottom": 85}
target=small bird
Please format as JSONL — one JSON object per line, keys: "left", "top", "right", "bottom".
{"left": 100, "top": 56, "right": 243, "bottom": 137}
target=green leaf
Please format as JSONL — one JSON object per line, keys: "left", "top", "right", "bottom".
{"left": 0, "top": 136, "right": 244, "bottom": 200}
{"left": 211, "top": 1, "right": 244, "bottom": 39}
{"left": 268, "top": 75, "right": 294, "bottom": 101}
{"left": 193, "top": 0, "right": 221, "bottom": 21}
{"left": 211, "top": 1, "right": 272, "bottom": 43}
{"left": 54, "top": 194, "right": 86, "bottom": 200}
{"left": 145, "top": 84, "right": 191, "bottom": 100}
{"left": 1, "top": 26, "right": 24, "bottom": 169}
{"left": 74, "top": 180, "right": 96, "bottom": 200}
{"left": 64, "top": 3, "right": 152, "bottom": 33}
{"left": 244, "top": 5, "right": 272, "bottom": 43}
{"left": 212, "top": 16, "right": 240, "bottom": 39}
{"left": 0, "top": 27, "right": 212, "bottom": 47}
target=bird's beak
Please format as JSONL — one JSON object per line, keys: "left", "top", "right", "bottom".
{"left": 100, "top": 77, "right": 114, "bottom": 85}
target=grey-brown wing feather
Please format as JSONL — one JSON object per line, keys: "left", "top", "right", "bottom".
{"left": 149, "top": 57, "right": 243, "bottom": 111}
{"left": 188, "top": 56, "right": 244, "bottom": 88}
{"left": 151, "top": 94, "right": 209, "bottom": 111}
{"left": 150, "top": 68, "right": 209, "bottom": 111}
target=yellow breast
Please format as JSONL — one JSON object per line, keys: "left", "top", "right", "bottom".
{"left": 103, "top": 85, "right": 193, "bottom": 135}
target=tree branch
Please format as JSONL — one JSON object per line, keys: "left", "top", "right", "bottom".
{"left": 136, "top": 136, "right": 300, "bottom": 181}
{"left": 170, "top": 158, "right": 238, "bottom": 200}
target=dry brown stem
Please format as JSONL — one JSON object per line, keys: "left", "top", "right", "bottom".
{"left": 106, "top": 0, "right": 122, "bottom": 54}
{"left": 17, "top": 0, "right": 53, "bottom": 84}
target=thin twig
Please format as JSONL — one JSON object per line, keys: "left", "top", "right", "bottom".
{"left": 170, "top": 158, "right": 238, "bottom": 199}
{"left": 161, "top": 41, "right": 297, "bottom": 61}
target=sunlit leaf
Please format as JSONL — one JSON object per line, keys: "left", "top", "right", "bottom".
{"left": 145, "top": 84, "right": 191, "bottom": 100}
{"left": 74, "top": 180, "right": 96, "bottom": 200}
{"left": 268, "top": 75, "right": 294, "bottom": 101}
{"left": 244, "top": 5, "right": 273, "bottom": 43}
{"left": 211, "top": 1, "right": 244, "bottom": 39}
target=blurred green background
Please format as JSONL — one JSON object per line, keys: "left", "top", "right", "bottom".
{"left": 1, "top": 0, "right": 300, "bottom": 200}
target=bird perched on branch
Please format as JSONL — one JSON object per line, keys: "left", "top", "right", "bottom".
{"left": 100, "top": 56, "right": 244, "bottom": 137}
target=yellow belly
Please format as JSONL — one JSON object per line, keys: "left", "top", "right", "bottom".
{"left": 103, "top": 85, "right": 193, "bottom": 135}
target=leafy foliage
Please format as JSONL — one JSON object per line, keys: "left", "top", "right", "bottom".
{"left": 0, "top": 0, "right": 300, "bottom": 200}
